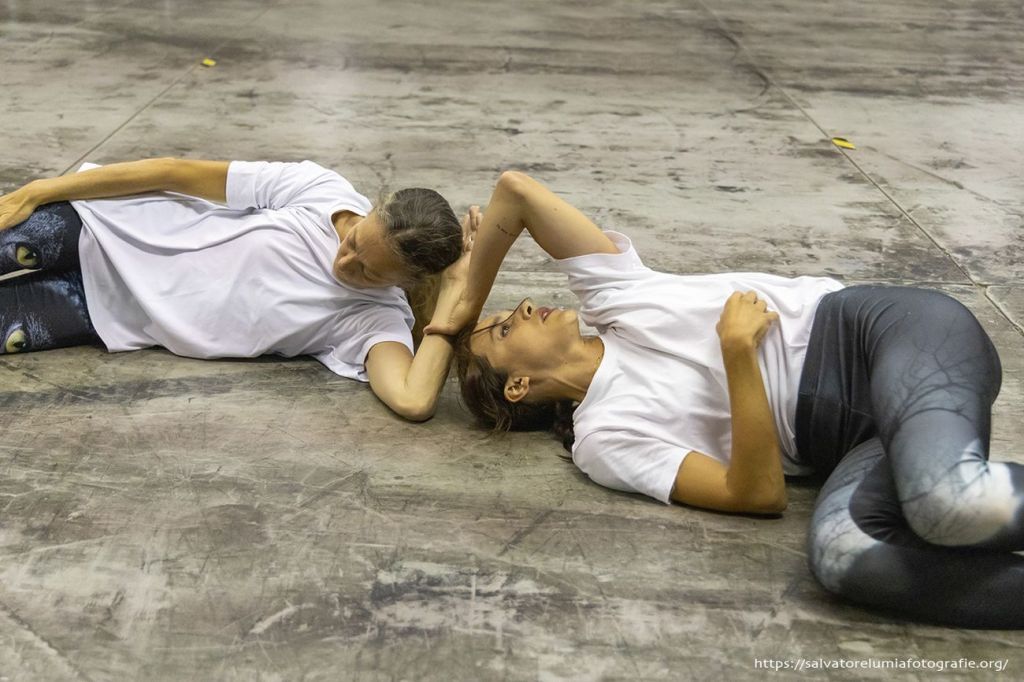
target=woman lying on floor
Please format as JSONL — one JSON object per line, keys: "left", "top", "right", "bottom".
{"left": 0, "top": 158, "right": 475, "bottom": 421}
{"left": 429, "top": 170, "right": 1024, "bottom": 628}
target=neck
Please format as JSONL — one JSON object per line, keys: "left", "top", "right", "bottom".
{"left": 547, "top": 335, "right": 604, "bottom": 403}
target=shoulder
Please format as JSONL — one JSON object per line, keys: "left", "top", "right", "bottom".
{"left": 554, "top": 231, "right": 640, "bottom": 268}
{"left": 553, "top": 231, "right": 655, "bottom": 305}
{"left": 336, "top": 290, "right": 415, "bottom": 324}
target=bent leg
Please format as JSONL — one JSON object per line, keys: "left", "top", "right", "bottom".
{"left": 0, "top": 269, "right": 99, "bottom": 353}
{"left": 860, "top": 287, "right": 1024, "bottom": 550}
{"left": 0, "top": 201, "right": 83, "bottom": 276}
{"left": 808, "top": 438, "right": 1024, "bottom": 629}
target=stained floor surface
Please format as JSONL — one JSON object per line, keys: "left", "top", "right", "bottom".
{"left": 2, "top": 1, "right": 1024, "bottom": 680}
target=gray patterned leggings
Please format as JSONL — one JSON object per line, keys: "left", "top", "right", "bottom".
{"left": 797, "top": 286, "right": 1024, "bottom": 628}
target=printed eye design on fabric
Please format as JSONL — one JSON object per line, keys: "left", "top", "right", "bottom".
{"left": 4, "top": 327, "right": 27, "bottom": 354}
{"left": 15, "top": 244, "right": 40, "bottom": 268}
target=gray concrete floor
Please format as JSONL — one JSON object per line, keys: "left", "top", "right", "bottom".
{"left": 2, "top": 0, "right": 1024, "bottom": 679}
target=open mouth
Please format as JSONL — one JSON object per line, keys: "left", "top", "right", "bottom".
{"left": 538, "top": 307, "right": 553, "bottom": 322}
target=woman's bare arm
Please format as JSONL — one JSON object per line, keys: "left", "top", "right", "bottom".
{"left": 0, "top": 158, "right": 229, "bottom": 230}
{"left": 426, "top": 171, "right": 619, "bottom": 335}
{"left": 365, "top": 209, "right": 477, "bottom": 420}
{"left": 671, "top": 291, "right": 787, "bottom": 514}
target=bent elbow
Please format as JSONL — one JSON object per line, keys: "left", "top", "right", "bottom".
{"left": 402, "top": 408, "right": 435, "bottom": 423}
{"left": 745, "top": 489, "right": 788, "bottom": 515}
{"left": 391, "top": 397, "right": 436, "bottom": 423}
{"left": 496, "top": 170, "right": 532, "bottom": 198}
{"left": 725, "top": 479, "right": 788, "bottom": 515}
{"left": 756, "top": 498, "right": 788, "bottom": 515}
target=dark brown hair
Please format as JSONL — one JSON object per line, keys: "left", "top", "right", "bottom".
{"left": 454, "top": 327, "right": 577, "bottom": 451}
{"left": 378, "top": 188, "right": 462, "bottom": 281}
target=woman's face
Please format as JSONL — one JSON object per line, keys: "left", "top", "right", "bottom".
{"left": 333, "top": 212, "right": 406, "bottom": 288}
{"left": 469, "top": 298, "right": 582, "bottom": 383}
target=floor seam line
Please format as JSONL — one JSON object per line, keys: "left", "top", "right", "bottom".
{"left": 692, "top": 0, "right": 1024, "bottom": 335}
{"left": 60, "top": 0, "right": 283, "bottom": 175}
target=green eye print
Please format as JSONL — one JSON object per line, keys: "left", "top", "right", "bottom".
{"left": 16, "top": 244, "right": 39, "bottom": 268}
{"left": 4, "top": 328, "right": 27, "bottom": 354}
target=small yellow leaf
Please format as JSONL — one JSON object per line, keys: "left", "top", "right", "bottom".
{"left": 201, "top": 57, "right": 217, "bottom": 67}
{"left": 831, "top": 136, "right": 856, "bottom": 150}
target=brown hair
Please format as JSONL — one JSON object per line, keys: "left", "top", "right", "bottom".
{"left": 454, "top": 327, "right": 577, "bottom": 451}
{"left": 377, "top": 188, "right": 462, "bottom": 282}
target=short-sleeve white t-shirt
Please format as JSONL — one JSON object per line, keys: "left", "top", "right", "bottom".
{"left": 556, "top": 232, "right": 843, "bottom": 504}
{"left": 73, "top": 160, "right": 414, "bottom": 381}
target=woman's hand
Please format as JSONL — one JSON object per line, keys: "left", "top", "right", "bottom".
{"left": 426, "top": 206, "right": 485, "bottom": 335}
{"left": 716, "top": 291, "right": 779, "bottom": 350}
{"left": 0, "top": 185, "right": 40, "bottom": 231}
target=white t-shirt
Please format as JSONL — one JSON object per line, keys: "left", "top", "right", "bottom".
{"left": 73, "top": 160, "right": 414, "bottom": 381}
{"left": 558, "top": 232, "right": 843, "bottom": 504}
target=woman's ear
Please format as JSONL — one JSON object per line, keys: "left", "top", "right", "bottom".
{"left": 504, "top": 376, "right": 531, "bottom": 403}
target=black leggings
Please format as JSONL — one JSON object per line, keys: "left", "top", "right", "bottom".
{"left": 797, "top": 286, "right": 1024, "bottom": 628}
{"left": 1, "top": 202, "right": 99, "bottom": 354}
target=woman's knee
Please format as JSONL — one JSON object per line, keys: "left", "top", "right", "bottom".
{"left": 900, "top": 461, "right": 1022, "bottom": 546}
{"left": 807, "top": 491, "right": 873, "bottom": 593}
{"left": 0, "top": 270, "right": 95, "bottom": 354}
{"left": 807, "top": 440, "right": 889, "bottom": 593}
{"left": 807, "top": 506, "right": 881, "bottom": 596}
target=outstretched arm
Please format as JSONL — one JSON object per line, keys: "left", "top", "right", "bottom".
{"left": 0, "top": 158, "right": 229, "bottom": 230}
{"left": 671, "top": 292, "right": 787, "bottom": 514}
{"left": 427, "top": 171, "right": 619, "bottom": 335}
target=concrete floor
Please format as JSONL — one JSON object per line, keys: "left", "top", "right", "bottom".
{"left": 2, "top": 0, "right": 1024, "bottom": 679}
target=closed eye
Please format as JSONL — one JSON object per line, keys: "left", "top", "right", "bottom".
{"left": 359, "top": 262, "right": 379, "bottom": 283}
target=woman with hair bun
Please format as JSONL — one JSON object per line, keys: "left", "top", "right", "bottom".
{"left": 0, "top": 157, "right": 472, "bottom": 420}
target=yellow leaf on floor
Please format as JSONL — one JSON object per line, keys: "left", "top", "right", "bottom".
{"left": 831, "top": 137, "right": 856, "bottom": 150}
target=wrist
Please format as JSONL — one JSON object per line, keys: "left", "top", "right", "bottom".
{"left": 424, "top": 329, "right": 456, "bottom": 344}
{"left": 719, "top": 335, "right": 756, "bottom": 356}
{"left": 22, "top": 179, "right": 52, "bottom": 205}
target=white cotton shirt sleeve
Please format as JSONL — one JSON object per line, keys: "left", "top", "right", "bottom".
{"left": 226, "top": 160, "right": 373, "bottom": 221}
{"left": 554, "top": 232, "right": 648, "bottom": 319}
{"left": 312, "top": 303, "right": 414, "bottom": 381}
{"left": 573, "top": 429, "right": 694, "bottom": 505}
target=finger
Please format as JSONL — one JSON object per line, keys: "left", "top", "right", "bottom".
{"left": 755, "top": 299, "right": 768, "bottom": 312}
